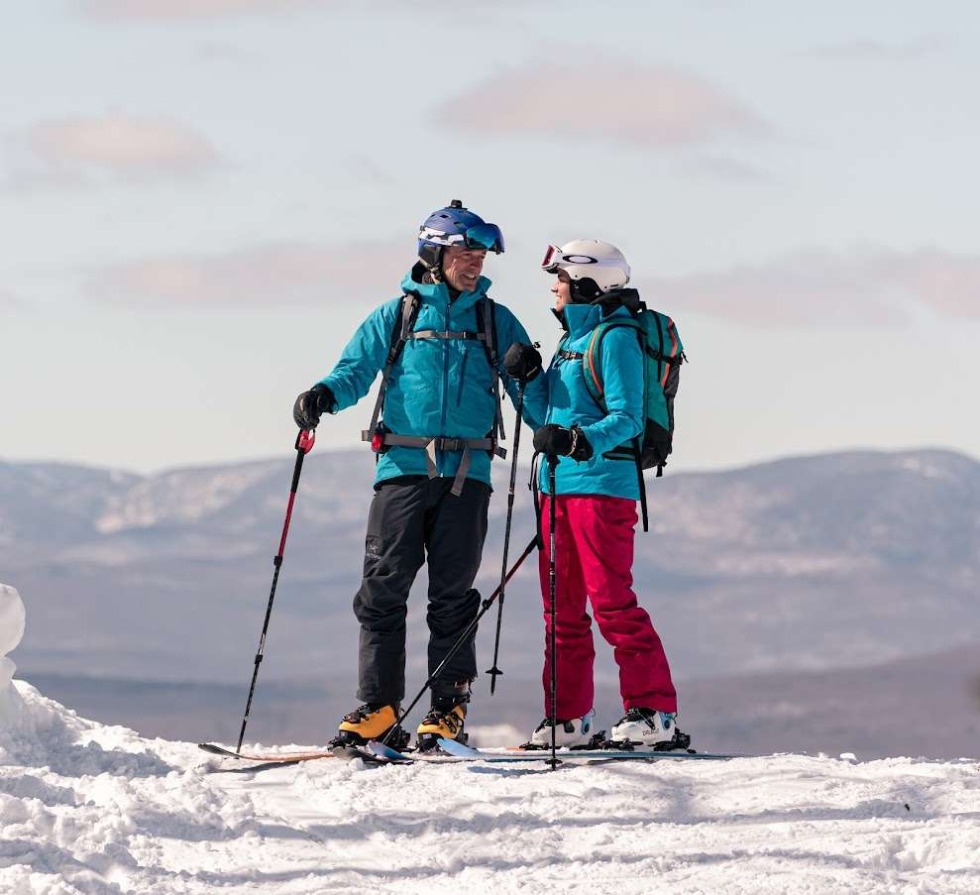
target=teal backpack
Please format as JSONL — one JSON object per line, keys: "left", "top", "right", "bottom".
{"left": 576, "top": 289, "right": 685, "bottom": 528}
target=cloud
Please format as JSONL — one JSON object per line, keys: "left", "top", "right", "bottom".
{"left": 434, "top": 61, "right": 771, "bottom": 149}
{"left": 26, "top": 115, "right": 219, "bottom": 180}
{"left": 804, "top": 36, "right": 949, "bottom": 62}
{"left": 81, "top": 0, "right": 537, "bottom": 20}
{"left": 640, "top": 248, "right": 980, "bottom": 327}
{"left": 84, "top": 242, "right": 979, "bottom": 325}
{"left": 680, "top": 154, "right": 771, "bottom": 183}
{"left": 84, "top": 240, "right": 414, "bottom": 307}
{"left": 880, "top": 250, "right": 980, "bottom": 319}
{"left": 0, "top": 288, "right": 25, "bottom": 311}
{"left": 80, "top": 0, "right": 329, "bottom": 20}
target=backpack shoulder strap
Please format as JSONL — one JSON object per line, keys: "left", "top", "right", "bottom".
{"left": 582, "top": 317, "right": 649, "bottom": 529}
{"left": 363, "top": 292, "right": 421, "bottom": 442}
{"left": 581, "top": 318, "right": 642, "bottom": 410}
{"left": 476, "top": 296, "right": 506, "bottom": 443}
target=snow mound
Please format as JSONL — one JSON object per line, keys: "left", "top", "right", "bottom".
{"left": 0, "top": 582, "right": 26, "bottom": 725}
{"left": 1, "top": 676, "right": 979, "bottom": 895}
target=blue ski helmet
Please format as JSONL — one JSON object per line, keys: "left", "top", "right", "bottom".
{"left": 417, "top": 199, "right": 505, "bottom": 270}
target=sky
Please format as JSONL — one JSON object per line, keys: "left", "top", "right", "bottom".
{"left": 2, "top": 0, "right": 979, "bottom": 474}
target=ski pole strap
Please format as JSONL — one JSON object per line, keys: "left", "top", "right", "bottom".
{"left": 529, "top": 451, "right": 545, "bottom": 549}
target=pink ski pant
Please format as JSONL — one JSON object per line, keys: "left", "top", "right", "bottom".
{"left": 538, "top": 494, "right": 677, "bottom": 719}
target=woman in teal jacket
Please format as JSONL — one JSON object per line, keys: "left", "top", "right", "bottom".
{"left": 292, "top": 201, "right": 541, "bottom": 751}
{"left": 506, "top": 239, "right": 683, "bottom": 751}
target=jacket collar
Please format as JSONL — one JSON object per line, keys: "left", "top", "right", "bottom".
{"left": 401, "top": 263, "right": 492, "bottom": 312}
{"left": 562, "top": 301, "right": 633, "bottom": 339}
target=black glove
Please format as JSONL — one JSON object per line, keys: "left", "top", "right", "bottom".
{"left": 532, "top": 424, "right": 593, "bottom": 461}
{"left": 502, "top": 342, "right": 543, "bottom": 383}
{"left": 292, "top": 383, "right": 336, "bottom": 430}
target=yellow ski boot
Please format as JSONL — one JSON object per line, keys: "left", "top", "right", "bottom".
{"left": 334, "top": 703, "right": 404, "bottom": 747}
{"left": 416, "top": 702, "right": 467, "bottom": 752}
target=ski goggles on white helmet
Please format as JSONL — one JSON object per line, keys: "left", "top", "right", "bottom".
{"left": 541, "top": 244, "right": 598, "bottom": 272}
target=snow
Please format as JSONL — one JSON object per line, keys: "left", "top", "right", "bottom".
{"left": 0, "top": 595, "right": 977, "bottom": 893}
{"left": 0, "top": 583, "right": 26, "bottom": 723}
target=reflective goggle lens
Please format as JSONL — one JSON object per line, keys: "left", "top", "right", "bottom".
{"left": 541, "top": 244, "right": 563, "bottom": 271}
{"left": 463, "top": 223, "right": 505, "bottom": 253}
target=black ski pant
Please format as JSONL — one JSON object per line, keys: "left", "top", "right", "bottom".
{"left": 352, "top": 475, "right": 490, "bottom": 708}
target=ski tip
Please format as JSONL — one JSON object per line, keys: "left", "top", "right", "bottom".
{"left": 436, "top": 738, "right": 481, "bottom": 758}
{"left": 332, "top": 743, "right": 393, "bottom": 765}
{"left": 198, "top": 743, "right": 237, "bottom": 757}
{"left": 365, "top": 741, "right": 413, "bottom": 762}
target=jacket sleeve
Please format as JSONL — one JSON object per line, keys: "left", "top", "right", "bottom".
{"left": 577, "top": 325, "right": 645, "bottom": 457}
{"left": 318, "top": 299, "right": 400, "bottom": 413}
{"left": 492, "top": 302, "right": 550, "bottom": 431}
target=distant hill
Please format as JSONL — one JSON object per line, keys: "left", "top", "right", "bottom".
{"left": 3, "top": 448, "right": 979, "bottom": 707}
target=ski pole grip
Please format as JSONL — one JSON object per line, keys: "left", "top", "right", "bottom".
{"left": 295, "top": 430, "right": 316, "bottom": 454}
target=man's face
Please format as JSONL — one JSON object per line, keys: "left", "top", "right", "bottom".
{"left": 441, "top": 245, "right": 487, "bottom": 293}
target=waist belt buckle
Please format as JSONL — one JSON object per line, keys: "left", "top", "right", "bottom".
{"left": 370, "top": 425, "right": 390, "bottom": 454}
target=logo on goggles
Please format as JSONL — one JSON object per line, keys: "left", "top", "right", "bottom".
{"left": 542, "top": 245, "right": 599, "bottom": 271}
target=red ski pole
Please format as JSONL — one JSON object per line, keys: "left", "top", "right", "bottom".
{"left": 236, "top": 429, "right": 315, "bottom": 752}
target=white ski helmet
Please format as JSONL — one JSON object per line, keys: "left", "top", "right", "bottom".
{"left": 541, "top": 239, "right": 631, "bottom": 296}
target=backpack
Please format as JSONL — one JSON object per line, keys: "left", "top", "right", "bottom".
{"left": 574, "top": 290, "right": 685, "bottom": 528}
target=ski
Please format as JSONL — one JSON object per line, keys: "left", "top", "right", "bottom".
{"left": 200, "top": 738, "right": 742, "bottom": 768}
{"left": 198, "top": 742, "right": 337, "bottom": 763}
{"left": 436, "top": 738, "right": 740, "bottom": 763}
{"left": 362, "top": 739, "right": 739, "bottom": 765}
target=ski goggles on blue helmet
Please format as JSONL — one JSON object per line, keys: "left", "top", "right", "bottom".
{"left": 458, "top": 222, "right": 505, "bottom": 253}
{"left": 419, "top": 222, "right": 505, "bottom": 254}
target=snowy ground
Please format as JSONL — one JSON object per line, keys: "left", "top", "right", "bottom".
{"left": 2, "top": 680, "right": 979, "bottom": 895}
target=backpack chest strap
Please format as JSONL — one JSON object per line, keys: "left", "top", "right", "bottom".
{"left": 407, "top": 329, "right": 486, "bottom": 342}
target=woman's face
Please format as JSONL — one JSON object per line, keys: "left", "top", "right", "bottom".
{"left": 552, "top": 270, "right": 572, "bottom": 311}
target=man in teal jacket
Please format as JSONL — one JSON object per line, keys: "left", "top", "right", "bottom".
{"left": 293, "top": 201, "right": 541, "bottom": 750}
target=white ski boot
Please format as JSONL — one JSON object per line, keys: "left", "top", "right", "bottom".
{"left": 610, "top": 708, "right": 680, "bottom": 748}
{"left": 528, "top": 709, "right": 595, "bottom": 749}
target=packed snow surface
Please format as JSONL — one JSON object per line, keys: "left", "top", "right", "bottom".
{"left": 1, "top": 680, "right": 978, "bottom": 895}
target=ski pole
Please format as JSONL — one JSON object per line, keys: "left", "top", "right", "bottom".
{"left": 235, "top": 428, "right": 315, "bottom": 753}
{"left": 385, "top": 534, "right": 538, "bottom": 744}
{"left": 486, "top": 381, "right": 526, "bottom": 694}
{"left": 546, "top": 455, "right": 560, "bottom": 770}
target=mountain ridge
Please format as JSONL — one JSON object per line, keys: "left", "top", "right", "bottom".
{"left": 3, "top": 447, "right": 978, "bottom": 697}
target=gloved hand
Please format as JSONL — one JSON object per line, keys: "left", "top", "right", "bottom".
{"left": 292, "top": 383, "right": 336, "bottom": 430}
{"left": 532, "top": 424, "right": 593, "bottom": 461}
{"left": 502, "top": 342, "right": 543, "bottom": 383}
